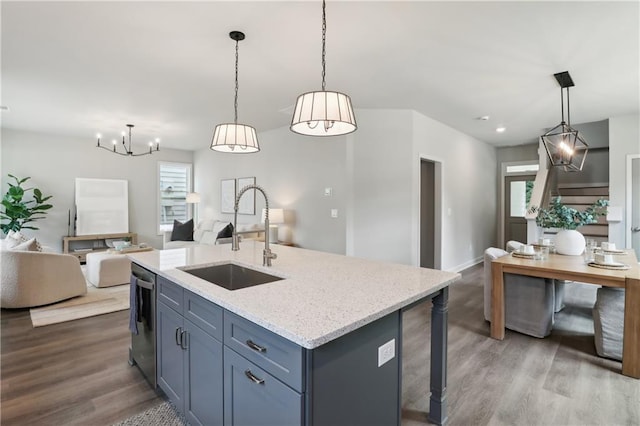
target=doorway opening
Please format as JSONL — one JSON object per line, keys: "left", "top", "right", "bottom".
{"left": 420, "top": 159, "right": 442, "bottom": 269}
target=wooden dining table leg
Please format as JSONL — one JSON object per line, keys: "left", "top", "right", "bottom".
{"left": 491, "top": 262, "right": 505, "bottom": 340}
{"left": 622, "top": 276, "right": 640, "bottom": 378}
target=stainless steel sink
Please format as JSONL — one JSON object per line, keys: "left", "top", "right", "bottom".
{"left": 181, "top": 263, "right": 283, "bottom": 290}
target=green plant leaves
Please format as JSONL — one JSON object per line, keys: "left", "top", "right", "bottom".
{"left": 1, "top": 174, "right": 53, "bottom": 233}
{"left": 532, "top": 196, "right": 609, "bottom": 230}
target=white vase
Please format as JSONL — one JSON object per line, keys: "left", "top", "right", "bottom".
{"left": 554, "top": 229, "right": 586, "bottom": 255}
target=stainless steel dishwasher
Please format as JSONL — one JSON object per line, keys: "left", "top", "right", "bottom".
{"left": 129, "top": 262, "right": 156, "bottom": 388}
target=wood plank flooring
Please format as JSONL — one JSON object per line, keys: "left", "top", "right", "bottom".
{"left": 2, "top": 264, "right": 638, "bottom": 425}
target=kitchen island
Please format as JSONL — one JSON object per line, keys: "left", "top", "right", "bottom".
{"left": 128, "top": 241, "right": 460, "bottom": 425}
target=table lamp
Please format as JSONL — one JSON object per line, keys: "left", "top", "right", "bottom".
{"left": 186, "top": 192, "right": 201, "bottom": 224}
{"left": 261, "top": 208, "right": 284, "bottom": 243}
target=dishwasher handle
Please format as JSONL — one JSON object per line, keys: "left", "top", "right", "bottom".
{"left": 134, "top": 276, "right": 155, "bottom": 290}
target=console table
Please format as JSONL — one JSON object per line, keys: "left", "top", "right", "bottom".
{"left": 63, "top": 232, "right": 137, "bottom": 263}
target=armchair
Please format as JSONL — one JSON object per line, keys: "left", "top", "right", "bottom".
{"left": 1, "top": 250, "right": 87, "bottom": 308}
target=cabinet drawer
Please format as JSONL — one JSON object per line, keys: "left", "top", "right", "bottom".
{"left": 158, "top": 276, "right": 183, "bottom": 313}
{"left": 224, "top": 311, "right": 304, "bottom": 392}
{"left": 184, "top": 291, "right": 223, "bottom": 341}
{"left": 223, "top": 347, "right": 303, "bottom": 426}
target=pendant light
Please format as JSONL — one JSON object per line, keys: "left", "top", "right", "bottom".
{"left": 290, "top": 0, "right": 357, "bottom": 137}
{"left": 541, "top": 71, "right": 588, "bottom": 172}
{"left": 211, "top": 31, "right": 260, "bottom": 153}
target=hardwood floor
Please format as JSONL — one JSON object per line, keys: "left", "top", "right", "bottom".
{"left": 1, "top": 264, "right": 638, "bottom": 425}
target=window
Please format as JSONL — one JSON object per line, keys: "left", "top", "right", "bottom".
{"left": 506, "top": 164, "right": 539, "bottom": 173}
{"left": 158, "top": 162, "right": 192, "bottom": 233}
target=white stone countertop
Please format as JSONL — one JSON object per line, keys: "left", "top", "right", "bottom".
{"left": 127, "top": 241, "right": 460, "bottom": 349}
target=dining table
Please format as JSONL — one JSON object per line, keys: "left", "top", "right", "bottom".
{"left": 490, "top": 248, "right": 640, "bottom": 379}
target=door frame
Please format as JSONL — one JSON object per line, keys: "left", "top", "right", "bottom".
{"left": 416, "top": 154, "right": 443, "bottom": 270}
{"left": 626, "top": 154, "right": 640, "bottom": 249}
{"left": 499, "top": 161, "right": 540, "bottom": 249}
{"left": 504, "top": 174, "right": 536, "bottom": 246}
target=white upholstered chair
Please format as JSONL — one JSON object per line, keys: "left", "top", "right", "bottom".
{"left": 505, "top": 240, "right": 565, "bottom": 313}
{"left": 593, "top": 287, "right": 624, "bottom": 361}
{"left": 484, "top": 247, "right": 555, "bottom": 338}
{"left": 1, "top": 250, "right": 87, "bottom": 308}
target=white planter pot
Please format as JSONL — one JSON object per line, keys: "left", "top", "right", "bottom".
{"left": 555, "top": 229, "right": 586, "bottom": 256}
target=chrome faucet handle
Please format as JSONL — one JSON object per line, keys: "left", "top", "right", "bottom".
{"left": 263, "top": 249, "right": 277, "bottom": 267}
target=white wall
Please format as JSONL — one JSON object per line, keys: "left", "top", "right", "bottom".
{"left": 193, "top": 126, "right": 348, "bottom": 254}
{"left": 194, "top": 110, "right": 498, "bottom": 271}
{"left": 609, "top": 114, "right": 640, "bottom": 247}
{"left": 1, "top": 128, "right": 193, "bottom": 250}
{"left": 194, "top": 110, "right": 497, "bottom": 270}
{"left": 412, "top": 111, "right": 497, "bottom": 271}
{"left": 347, "top": 110, "right": 414, "bottom": 264}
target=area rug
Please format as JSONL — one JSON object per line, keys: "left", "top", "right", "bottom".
{"left": 112, "top": 401, "right": 186, "bottom": 426}
{"left": 29, "top": 281, "right": 129, "bottom": 327}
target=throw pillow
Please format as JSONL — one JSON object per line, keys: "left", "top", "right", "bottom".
{"left": 11, "top": 238, "right": 39, "bottom": 252}
{"left": 170, "top": 219, "right": 194, "bottom": 241}
{"left": 3, "top": 231, "right": 27, "bottom": 249}
{"left": 193, "top": 219, "right": 216, "bottom": 242}
{"left": 217, "top": 223, "right": 234, "bottom": 239}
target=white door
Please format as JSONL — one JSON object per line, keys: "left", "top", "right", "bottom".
{"left": 630, "top": 157, "right": 640, "bottom": 258}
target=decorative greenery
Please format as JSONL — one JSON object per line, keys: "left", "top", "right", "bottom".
{"left": 529, "top": 196, "right": 608, "bottom": 230}
{"left": 1, "top": 174, "right": 53, "bottom": 234}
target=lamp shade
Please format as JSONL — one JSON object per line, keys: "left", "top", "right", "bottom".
{"left": 541, "top": 122, "right": 588, "bottom": 172}
{"left": 261, "top": 208, "right": 284, "bottom": 225}
{"left": 290, "top": 91, "right": 357, "bottom": 136}
{"left": 210, "top": 123, "right": 260, "bottom": 153}
{"left": 186, "top": 192, "right": 201, "bottom": 203}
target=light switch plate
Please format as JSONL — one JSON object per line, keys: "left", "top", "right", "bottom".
{"left": 324, "top": 187, "right": 333, "bottom": 196}
{"left": 378, "top": 339, "right": 395, "bottom": 367}
{"left": 331, "top": 209, "right": 338, "bottom": 218}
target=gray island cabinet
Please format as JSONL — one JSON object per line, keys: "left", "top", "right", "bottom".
{"left": 128, "top": 242, "right": 459, "bottom": 426}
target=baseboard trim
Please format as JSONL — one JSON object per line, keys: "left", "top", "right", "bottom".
{"left": 447, "top": 256, "right": 483, "bottom": 274}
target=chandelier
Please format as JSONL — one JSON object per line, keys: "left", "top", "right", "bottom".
{"left": 290, "top": 0, "right": 357, "bottom": 137}
{"left": 96, "top": 124, "right": 159, "bottom": 157}
{"left": 541, "top": 71, "right": 588, "bottom": 172}
{"left": 210, "top": 31, "right": 260, "bottom": 153}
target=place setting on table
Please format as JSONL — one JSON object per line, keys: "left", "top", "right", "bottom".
{"left": 511, "top": 239, "right": 552, "bottom": 261}
{"left": 583, "top": 241, "right": 631, "bottom": 271}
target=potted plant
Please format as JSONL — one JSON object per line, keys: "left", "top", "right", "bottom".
{"left": 529, "top": 196, "right": 608, "bottom": 255}
{"left": 1, "top": 174, "right": 53, "bottom": 234}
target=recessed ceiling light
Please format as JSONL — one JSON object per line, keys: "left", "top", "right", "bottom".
{"left": 496, "top": 126, "right": 506, "bottom": 133}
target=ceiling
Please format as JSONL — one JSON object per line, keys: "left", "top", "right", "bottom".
{"left": 1, "top": 1, "right": 638, "bottom": 151}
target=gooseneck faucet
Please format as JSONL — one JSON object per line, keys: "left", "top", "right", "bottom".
{"left": 232, "top": 184, "right": 277, "bottom": 267}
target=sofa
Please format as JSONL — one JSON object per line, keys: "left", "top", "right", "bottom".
{"left": 163, "top": 219, "right": 264, "bottom": 249}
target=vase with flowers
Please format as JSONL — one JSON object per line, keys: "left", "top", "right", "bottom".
{"left": 529, "top": 197, "right": 608, "bottom": 255}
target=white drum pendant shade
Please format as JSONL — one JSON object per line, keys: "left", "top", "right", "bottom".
{"left": 211, "top": 123, "right": 259, "bottom": 153}
{"left": 290, "top": 90, "right": 357, "bottom": 136}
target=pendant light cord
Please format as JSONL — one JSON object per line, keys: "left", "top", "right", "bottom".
{"left": 566, "top": 87, "right": 571, "bottom": 126}
{"left": 321, "top": 0, "right": 326, "bottom": 91}
{"left": 234, "top": 38, "right": 239, "bottom": 124}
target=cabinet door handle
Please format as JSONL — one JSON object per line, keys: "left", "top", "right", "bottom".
{"left": 244, "top": 369, "right": 265, "bottom": 385}
{"left": 246, "top": 339, "right": 267, "bottom": 353}
{"left": 181, "top": 330, "right": 188, "bottom": 350}
{"left": 175, "top": 327, "right": 182, "bottom": 346}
